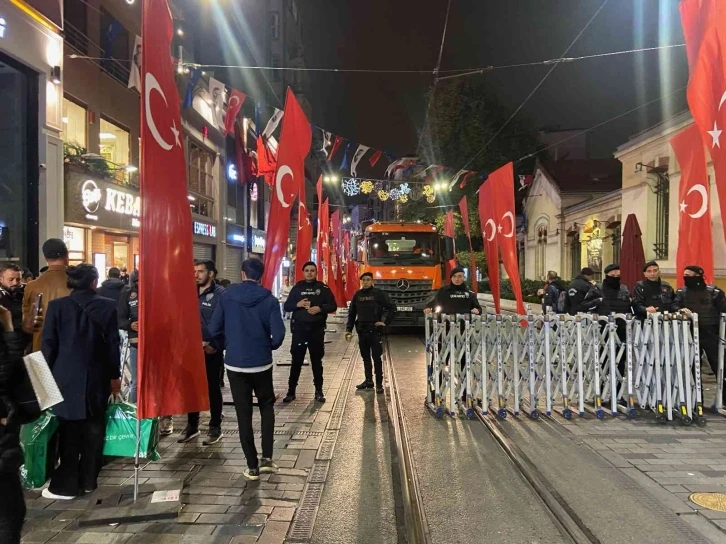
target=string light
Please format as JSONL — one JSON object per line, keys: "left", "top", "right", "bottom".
{"left": 361, "top": 180, "right": 374, "bottom": 194}
{"left": 378, "top": 190, "right": 390, "bottom": 201}
{"left": 426, "top": 194, "right": 436, "bottom": 203}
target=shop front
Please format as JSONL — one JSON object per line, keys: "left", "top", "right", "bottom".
{"left": 192, "top": 218, "right": 219, "bottom": 262}
{"left": 64, "top": 167, "right": 139, "bottom": 281}
{"left": 249, "top": 227, "right": 266, "bottom": 259}
{"left": 223, "top": 222, "right": 246, "bottom": 281}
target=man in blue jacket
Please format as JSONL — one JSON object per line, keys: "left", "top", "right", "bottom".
{"left": 209, "top": 258, "right": 285, "bottom": 481}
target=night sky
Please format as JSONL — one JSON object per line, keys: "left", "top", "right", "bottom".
{"left": 299, "top": 0, "right": 688, "bottom": 161}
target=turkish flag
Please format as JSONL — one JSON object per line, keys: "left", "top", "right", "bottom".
{"left": 369, "top": 149, "right": 383, "bottom": 167}
{"left": 443, "top": 210, "right": 458, "bottom": 278}
{"left": 138, "top": 0, "right": 207, "bottom": 419}
{"left": 477, "top": 176, "right": 501, "bottom": 314}
{"left": 320, "top": 198, "right": 331, "bottom": 283}
{"left": 261, "top": 88, "right": 312, "bottom": 289}
{"left": 344, "top": 232, "right": 359, "bottom": 301}
{"left": 329, "top": 211, "right": 346, "bottom": 306}
{"left": 489, "top": 163, "right": 525, "bottom": 316}
{"left": 680, "top": 0, "right": 726, "bottom": 245}
{"left": 295, "top": 172, "right": 312, "bottom": 282}
{"left": 328, "top": 135, "right": 345, "bottom": 162}
{"left": 671, "top": 124, "right": 715, "bottom": 286}
{"left": 458, "top": 196, "right": 478, "bottom": 293}
{"left": 315, "top": 175, "right": 323, "bottom": 266}
{"left": 256, "top": 135, "right": 277, "bottom": 187}
{"left": 223, "top": 89, "right": 246, "bottom": 136}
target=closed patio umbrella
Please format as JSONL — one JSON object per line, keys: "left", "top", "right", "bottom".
{"left": 619, "top": 213, "right": 645, "bottom": 294}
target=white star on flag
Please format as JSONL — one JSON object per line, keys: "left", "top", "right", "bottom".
{"left": 679, "top": 200, "right": 688, "bottom": 213}
{"left": 171, "top": 120, "right": 181, "bottom": 147}
{"left": 707, "top": 121, "right": 722, "bottom": 148}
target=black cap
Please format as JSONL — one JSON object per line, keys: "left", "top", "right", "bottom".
{"left": 359, "top": 272, "right": 373, "bottom": 280}
{"left": 604, "top": 264, "right": 619, "bottom": 275}
{"left": 450, "top": 266, "right": 465, "bottom": 278}
{"left": 302, "top": 261, "right": 317, "bottom": 271}
{"left": 684, "top": 265, "right": 705, "bottom": 276}
{"left": 581, "top": 267, "right": 595, "bottom": 276}
{"left": 643, "top": 260, "right": 658, "bottom": 272}
{"left": 42, "top": 238, "right": 68, "bottom": 260}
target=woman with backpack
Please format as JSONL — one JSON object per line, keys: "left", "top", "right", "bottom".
{"left": 539, "top": 271, "right": 567, "bottom": 313}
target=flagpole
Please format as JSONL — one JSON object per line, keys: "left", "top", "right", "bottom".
{"left": 133, "top": 412, "right": 141, "bottom": 501}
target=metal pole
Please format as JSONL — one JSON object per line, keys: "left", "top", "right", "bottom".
{"left": 592, "top": 315, "right": 603, "bottom": 418}
{"left": 718, "top": 314, "right": 725, "bottom": 412}
{"left": 682, "top": 314, "right": 693, "bottom": 420}
{"left": 496, "top": 314, "right": 506, "bottom": 419}
{"left": 672, "top": 312, "right": 690, "bottom": 424}
{"left": 481, "top": 315, "right": 489, "bottom": 415}
{"left": 544, "top": 315, "right": 552, "bottom": 417}
{"left": 692, "top": 313, "right": 706, "bottom": 425}
{"left": 609, "top": 315, "right": 617, "bottom": 416}
{"left": 560, "top": 314, "right": 571, "bottom": 419}
{"left": 654, "top": 313, "right": 665, "bottom": 422}
{"left": 663, "top": 313, "right": 674, "bottom": 422}
{"left": 513, "top": 317, "right": 520, "bottom": 417}
{"left": 133, "top": 409, "right": 141, "bottom": 501}
{"left": 448, "top": 314, "right": 455, "bottom": 417}
{"left": 527, "top": 315, "right": 538, "bottom": 419}
{"left": 625, "top": 315, "right": 636, "bottom": 418}
{"left": 576, "top": 316, "right": 585, "bottom": 417}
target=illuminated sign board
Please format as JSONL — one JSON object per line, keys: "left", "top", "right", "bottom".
{"left": 193, "top": 221, "right": 217, "bottom": 238}
{"left": 250, "top": 227, "right": 266, "bottom": 253}
{"left": 66, "top": 172, "right": 141, "bottom": 232}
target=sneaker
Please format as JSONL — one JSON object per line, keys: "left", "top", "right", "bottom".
{"left": 260, "top": 458, "right": 278, "bottom": 473}
{"left": 159, "top": 416, "right": 174, "bottom": 436}
{"left": 244, "top": 467, "right": 260, "bottom": 481}
{"left": 42, "top": 488, "right": 76, "bottom": 500}
{"left": 283, "top": 391, "right": 296, "bottom": 403}
{"left": 177, "top": 426, "right": 200, "bottom": 443}
{"left": 315, "top": 390, "right": 326, "bottom": 403}
{"left": 376, "top": 386, "right": 384, "bottom": 394}
{"left": 356, "top": 380, "right": 374, "bottom": 390}
{"left": 202, "top": 427, "right": 223, "bottom": 446}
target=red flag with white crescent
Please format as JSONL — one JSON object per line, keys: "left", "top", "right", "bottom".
{"left": 458, "top": 196, "right": 478, "bottom": 293}
{"left": 295, "top": 171, "right": 312, "bottom": 282}
{"left": 223, "top": 89, "right": 246, "bottom": 136}
{"left": 489, "top": 163, "right": 525, "bottom": 316}
{"left": 478, "top": 179, "right": 501, "bottom": 314}
{"left": 138, "top": 0, "right": 207, "bottom": 419}
{"left": 328, "top": 135, "right": 345, "bottom": 162}
{"left": 671, "top": 124, "right": 715, "bottom": 287}
{"left": 680, "top": 0, "right": 726, "bottom": 245}
{"left": 443, "top": 210, "right": 457, "bottom": 278}
{"left": 261, "top": 89, "right": 312, "bottom": 289}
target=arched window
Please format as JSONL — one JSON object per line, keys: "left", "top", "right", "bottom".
{"left": 535, "top": 224, "right": 547, "bottom": 280}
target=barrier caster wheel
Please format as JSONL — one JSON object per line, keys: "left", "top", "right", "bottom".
{"left": 655, "top": 414, "right": 667, "bottom": 424}
{"left": 497, "top": 408, "right": 507, "bottom": 419}
{"left": 627, "top": 409, "right": 637, "bottom": 419}
{"left": 530, "top": 410, "right": 540, "bottom": 420}
{"left": 434, "top": 407, "right": 444, "bottom": 419}
{"left": 563, "top": 408, "right": 572, "bottom": 420}
{"left": 595, "top": 409, "right": 605, "bottom": 420}
{"left": 682, "top": 416, "right": 693, "bottom": 426}
{"left": 465, "top": 407, "right": 475, "bottom": 420}
{"left": 696, "top": 416, "right": 707, "bottom": 427}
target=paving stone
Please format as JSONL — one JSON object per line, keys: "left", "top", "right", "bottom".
{"left": 269, "top": 507, "right": 295, "bottom": 522}
{"left": 181, "top": 504, "right": 229, "bottom": 514}
{"left": 23, "top": 531, "right": 60, "bottom": 543}
{"left": 195, "top": 513, "right": 247, "bottom": 524}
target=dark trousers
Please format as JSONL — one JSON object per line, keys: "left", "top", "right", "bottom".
{"left": 228, "top": 368, "right": 275, "bottom": 469}
{"left": 0, "top": 472, "right": 25, "bottom": 544}
{"left": 358, "top": 327, "right": 384, "bottom": 386}
{"left": 49, "top": 415, "right": 105, "bottom": 496}
{"left": 289, "top": 326, "right": 325, "bottom": 392}
{"left": 189, "top": 352, "right": 224, "bottom": 429}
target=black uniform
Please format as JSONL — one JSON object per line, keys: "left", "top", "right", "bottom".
{"left": 427, "top": 283, "right": 482, "bottom": 315}
{"left": 188, "top": 283, "right": 226, "bottom": 431}
{"left": 283, "top": 280, "right": 337, "bottom": 394}
{"left": 564, "top": 275, "right": 593, "bottom": 315}
{"left": 346, "top": 287, "right": 396, "bottom": 387}
{"left": 632, "top": 279, "right": 675, "bottom": 319}
{"left": 673, "top": 284, "right": 726, "bottom": 383}
{"left": 0, "top": 285, "right": 25, "bottom": 337}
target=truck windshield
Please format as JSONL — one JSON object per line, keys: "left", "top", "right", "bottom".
{"left": 366, "top": 232, "right": 440, "bottom": 265}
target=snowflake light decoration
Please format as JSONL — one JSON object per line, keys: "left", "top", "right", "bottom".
{"left": 389, "top": 188, "right": 400, "bottom": 201}
{"left": 410, "top": 185, "right": 423, "bottom": 201}
{"left": 378, "top": 190, "right": 390, "bottom": 201}
{"left": 399, "top": 194, "right": 409, "bottom": 203}
{"left": 398, "top": 182, "right": 411, "bottom": 195}
{"left": 426, "top": 193, "right": 436, "bottom": 203}
{"left": 423, "top": 184, "right": 434, "bottom": 197}
{"left": 342, "top": 178, "right": 360, "bottom": 196}
{"left": 360, "top": 180, "right": 374, "bottom": 194}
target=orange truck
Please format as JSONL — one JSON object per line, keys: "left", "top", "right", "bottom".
{"left": 351, "top": 221, "right": 455, "bottom": 327}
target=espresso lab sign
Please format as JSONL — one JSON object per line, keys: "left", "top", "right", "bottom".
{"left": 65, "top": 170, "right": 141, "bottom": 231}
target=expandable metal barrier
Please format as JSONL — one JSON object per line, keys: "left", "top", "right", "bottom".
{"left": 425, "top": 312, "right": 726, "bottom": 425}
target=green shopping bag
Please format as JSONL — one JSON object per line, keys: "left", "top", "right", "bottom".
{"left": 19, "top": 410, "right": 59, "bottom": 489}
{"left": 103, "top": 401, "right": 160, "bottom": 461}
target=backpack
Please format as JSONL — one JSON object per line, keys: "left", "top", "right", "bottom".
{"left": 552, "top": 285, "right": 567, "bottom": 313}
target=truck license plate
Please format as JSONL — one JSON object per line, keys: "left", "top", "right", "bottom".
{"left": 397, "top": 306, "right": 413, "bottom": 312}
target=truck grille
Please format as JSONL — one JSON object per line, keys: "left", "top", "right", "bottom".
{"left": 376, "top": 279, "right": 433, "bottom": 305}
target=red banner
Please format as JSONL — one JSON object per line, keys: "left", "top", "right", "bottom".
{"left": 328, "top": 135, "right": 345, "bottom": 162}
{"left": 489, "top": 163, "right": 525, "bottom": 315}
{"left": 295, "top": 175, "right": 312, "bottom": 282}
{"left": 671, "top": 124, "right": 715, "bottom": 286}
{"left": 256, "top": 135, "right": 277, "bottom": 187}
{"left": 321, "top": 198, "right": 330, "bottom": 283}
{"left": 680, "top": 0, "right": 726, "bottom": 245}
{"left": 262, "top": 89, "right": 312, "bottom": 289}
{"left": 458, "top": 196, "right": 478, "bottom": 294}
{"left": 369, "top": 149, "right": 383, "bottom": 167}
{"left": 223, "top": 89, "right": 246, "bottom": 136}
{"left": 443, "top": 210, "right": 457, "bottom": 278}
{"left": 315, "top": 175, "right": 323, "bottom": 266}
{"left": 344, "top": 232, "right": 359, "bottom": 301}
{"left": 477, "top": 178, "right": 501, "bottom": 314}
{"left": 138, "top": 0, "right": 207, "bottom": 419}
{"left": 329, "top": 211, "right": 346, "bottom": 306}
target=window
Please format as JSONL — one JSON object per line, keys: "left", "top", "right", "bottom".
{"left": 366, "top": 232, "right": 440, "bottom": 266}
{"left": 99, "top": 118, "right": 130, "bottom": 179}
{"left": 535, "top": 224, "right": 547, "bottom": 281}
{"left": 271, "top": 54, "right": 282, "bottom": 82}
{"left": 64, "top": 0, "right": 88, "bottom": 54}
{"left": 61, "top": 98, "right": 87, "bottom": 147}
{"left": 654, "top": 174, "right": 669, "bottom": 259}
{"left": 99, "top": 8, "right": 130, "bottom": 85}
{"left": 612, "top": 225, "right": 621, "bottom": 264}
{"left": 189, "top": 142, "right": 215, "bottom": 218}
{"left": 570, "top": 233, "right": 581, "bottom": 280}
{"left": 269, "top": 12, "right": 280, "bottom": 40}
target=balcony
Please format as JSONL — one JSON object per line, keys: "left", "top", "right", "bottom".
{"left": 64, "top": 20, "right": 132, "bottom": 89}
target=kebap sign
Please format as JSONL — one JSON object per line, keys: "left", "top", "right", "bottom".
{"left": 65, "top": 170, "right": 140, "bottom": 231}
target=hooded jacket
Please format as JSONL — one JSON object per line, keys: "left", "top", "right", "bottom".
{"left": 98, "top": 278, "right": 126, "bottom": 304}
{"left": 564, "top": 275, "right": 593, "bottom": 315}
{"left": 117, "top": 282, "right": 139, "bottom": 341}
{"left": 209, "top": 281, "right": 285, "bottom": 370}
{"left": 543, "top": 277, "right": 566, "bottom": 312}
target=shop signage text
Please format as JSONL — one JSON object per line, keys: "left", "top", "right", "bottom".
{"left": 67, "top": 172, "right": 141, "bottom": 232}
{"left": 250, "top": 227, "right": 266, "bottom": 253}
{"left": 81, "top": 179, "right": 140, "bottom": 227}
{"left": 194, "top": 221, "right": 217, "bottom": 238}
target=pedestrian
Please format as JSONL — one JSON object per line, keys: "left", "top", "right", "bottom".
{"left": 209, "top": 258, "right": 285, "bottom": 480}
{"left": 282, "top": 262, "right": 337, "bottom": 403}
{"left": 22, "top": 239, "right": 71, "bottom": 352}
{"left": 672, "top": 265, "right": 726, "bottom": 402}
{"left": 40, "top": 264, "right": 121, "bottom": 500}
{"left": 538, "top": 270, "right": 566, "bottom": 313}
{"left": 178, "top": 260, "right": 226, "bottom": 445}
{"left": 20, "top": 269, "right": 33, "bottom": 284}
{"left": 424, "top": 266, "right": 482, "bottom": 316}
{"left": 345, "top": 272, "right": 396, "bottom": 393}
{"left": 119, "top": 267, "right": 129, "bottom": 285}
{"left": 97, "top": 267, "right": 126, "bottom": 304}
{"left": 279, "top": 276, "right": 292, "bottom": 320}
{"left": 118, "top": 270, "right": 140, "bottom": 404}
{"left": 564, "top": 267, "right": 595, "bottom": 315}
{"left": 0, "top": 304, "right": 40, "bottom": 543}
{"left": 0, "top": 264, "right": 25, "bottom": 333}
{"left": 632, "top": 261, "right": 675, "bottom": 319}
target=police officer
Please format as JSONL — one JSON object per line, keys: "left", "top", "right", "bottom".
{"left": 632, "top": 261, "right": 675, "bottom": 319}
{"left": 345, "top": 272, "right": 396, "bottom": 394}
{"left": 672, "top": 265, "right": 726, "bottom": 402}
{"left": 582, "top": 264, "right": 632, "bottom": 317}
{"left": 0, "top": 264, "right": 25, "bottom": 334}
{"left": 424, "top": 267, "right": 482, "bottom": 316}
{"left": 283, "top": 262, "right": 337, "bottom": 403}
{"left": 564, "top": 267, "right": 595, "bottom": 315}
{"left": 178, "top": 260, "right": 226, "bottom": 445}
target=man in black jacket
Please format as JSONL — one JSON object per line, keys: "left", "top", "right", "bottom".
{"left": 672, "top": 265, "right": 726, "bottom": 400}
{"left": 178, "top": 260, "right": 226, "bottom": 445}
{"left": 632, "top": 261, "right": 675, "bottom": 319}
{"left": 565, "top": 267, "right": 595, "bottom": 315}
{"left": 0, "top": 304, "right": 40, "bottom": 543}
{"left": 283, "top": 262, "right": 337, "bottom": 403}
{"left": 97, "top": 267, "right": 126, "bottom": 304}
{"left": 345, "top": 272, "right": 396, "bottom": 393}
{"left": 582, "top": 264, "right": 632, "bottom": 317}
{"left": 425, "top": 267, "right": 482, "bottom": 316}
